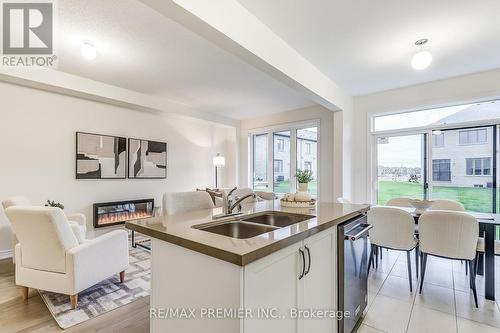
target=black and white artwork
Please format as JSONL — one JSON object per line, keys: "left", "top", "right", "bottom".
{"left": 128, "top": 138, "right": 167, "bottom": 179}
{"left": 76, "top": 132, "right": 127, "bottom": 179}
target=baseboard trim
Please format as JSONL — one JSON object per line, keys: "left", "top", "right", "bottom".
{"left": 0, "top": 249, "right": 13, "bottom": 260}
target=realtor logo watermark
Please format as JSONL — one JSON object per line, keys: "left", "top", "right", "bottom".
{"left": 1, "top": 0, "right": 57, "bottom": 67}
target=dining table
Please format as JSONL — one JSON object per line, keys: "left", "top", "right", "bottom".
{"left": 379, "top": 205, "right": 500, "bottom": 301}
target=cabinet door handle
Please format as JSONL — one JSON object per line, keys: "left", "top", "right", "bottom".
{"left": 304, "top": 245, "right": 311, "bottom": 276}
{"left": 299, "top": 248, "right": 306, "bottom": 280}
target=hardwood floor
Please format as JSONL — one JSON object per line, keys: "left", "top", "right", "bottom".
{"left": 0, "top": 259, "right": 150, "bottom": 333}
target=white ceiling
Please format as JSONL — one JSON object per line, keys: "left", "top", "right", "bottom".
{"left": 236, "top": 0, "right": 500, "bottom": 95}
{"left": 56, "top": 0, "right": 313, "bottom": 120}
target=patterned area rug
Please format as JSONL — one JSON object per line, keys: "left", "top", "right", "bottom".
{"left": 39, "top": 238, "right": 151, "bottom": 329}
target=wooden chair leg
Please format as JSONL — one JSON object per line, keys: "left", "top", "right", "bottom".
{"left": 406, "top": 251, "right": 413, "bottom": 292}
{"left": 120, "top": 270, "right": 125, "bottom": 283}
{"left": 70, "top": 294, "right": 78, "bottom": 310}
{"left": 20, "top": 286, "right": 29, "bottom": 300}
{"left": 419, "top": 253, "right": 428, "bottom": 294}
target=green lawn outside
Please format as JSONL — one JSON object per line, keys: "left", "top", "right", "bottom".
{"left": 378, "top": 180, "right": 493, "bottom": 213}
{"left": 273, "top": 180, "right": 318, "bottom": 195}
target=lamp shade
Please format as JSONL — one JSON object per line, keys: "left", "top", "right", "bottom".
{"left": 213, "top": 154, "right": 225, "bottom": 167}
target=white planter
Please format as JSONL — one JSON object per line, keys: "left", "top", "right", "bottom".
{"left": 295, "top": 183, "right": 312, "bottom": 202}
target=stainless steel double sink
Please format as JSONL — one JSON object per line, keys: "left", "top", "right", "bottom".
{"left": 193, "top": 211, "right": 314, "bottom": 239}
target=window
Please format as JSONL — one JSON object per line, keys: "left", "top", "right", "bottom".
{"left": 297, "top": 127, "right": 318, "bottom": 196}
{"left": 466, "top": 158, "right": 491, "bottom": 176}
{"left": 274, "top": 159, "right": 283, "bottom": 173}
{"left": 459, "top": 129, "right": 487, "bottom": 145}
{"left": 305, "top": 142, "right": 311, "bottom": 154}
{"left": 273, "top": 131, "right": 291, "bottom": 193}
{"left": 252, "top": 134, "right": 268, "bottom": 190}
{"left": 432, "top": 159, "right": 451, "bottom": 181}
{"left": 432, "top": 133, "right": 444, "bottom": 147}
{"left": 250, "top": 123, "right": 319, "bottom": 196}
{"left": 276, "top": 138, "right": 285, "bottom": 152}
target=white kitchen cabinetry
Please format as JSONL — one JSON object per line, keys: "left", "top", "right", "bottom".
{"left": 151, "top": 226, "right": 339, "bottom": 333}
{"left": 243, "top": 227, "right": 337, "bottom": 333}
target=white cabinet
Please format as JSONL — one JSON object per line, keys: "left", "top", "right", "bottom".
{"left": 244, "top": 227, "right": 337, "bottom": 333}
{"left": 303, "top": 229, "right": 336, "bottom": 333}
{"left": 244, "top": 242, "right": 303, "bottom": 333}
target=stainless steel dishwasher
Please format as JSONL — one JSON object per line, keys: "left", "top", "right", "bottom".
{"left": 337, "top": 214, "right": 372, "bottom": 333}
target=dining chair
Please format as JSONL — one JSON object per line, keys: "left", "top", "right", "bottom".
{"left": 418, "top": 210, "right": 479, "bottom": 307}
{"left": 163, "top": 191, "right": 215, "bottom": 215}
{"left": 367, "top": 206, "right": 419, "bottom": 291}
{"left": 430, "top": 199, "right": 465, "bottom": 211}
{"left": 386, "top": 197, "right": 413, "bottom": 207}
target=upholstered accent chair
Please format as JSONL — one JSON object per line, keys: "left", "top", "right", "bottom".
{"left": 2, "top": 196, "right": 87, "bottom": 263}
{"left": 5, "top": 206, "right": 129, "bottom": 309}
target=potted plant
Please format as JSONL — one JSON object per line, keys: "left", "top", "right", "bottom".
{"left": 45, "top": 200, "right": 64, "bottom": 210}
{"left": 294, "top": 169, "right": 314, "bottom": 201}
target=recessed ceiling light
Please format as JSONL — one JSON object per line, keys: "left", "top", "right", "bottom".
{"left": 411, "top": 39, "right": 432, "bottom": 70}
{"left": 81, "top": 40, "right": 96, "bottom": 60}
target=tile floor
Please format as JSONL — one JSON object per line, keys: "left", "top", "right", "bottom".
{"left": 360, "top": 249, "right": 500, "bottom": 333}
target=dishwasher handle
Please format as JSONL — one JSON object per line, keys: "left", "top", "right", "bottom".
{"left": 344, "top": 224, "right": 373, "bottom": 241}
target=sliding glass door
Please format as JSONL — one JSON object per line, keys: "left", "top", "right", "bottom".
{"left": 375, "top": 126, "right": 497, "bottom": 213}
{"left": 430, "top": 126, "right": 495, "bottom": 213}
{"left": 376, "top": 134, "right": 426, "bottom": 204}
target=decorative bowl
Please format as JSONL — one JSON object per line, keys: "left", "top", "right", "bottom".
{"left": 408, "top": 199, "right": 434, "bottom": 215}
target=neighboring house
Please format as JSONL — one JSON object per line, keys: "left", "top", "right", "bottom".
{"left": 431, "top": 127, "right": 493, "bottom": 188}
{"left": 430, "top": 104, "right": 500, "bottom": 188}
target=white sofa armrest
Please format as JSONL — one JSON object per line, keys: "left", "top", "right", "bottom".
{"left": 66, "top": 213, "right": 86, "bottom": 227}
{"left": 67, "top": 230, "right": 128, "bottom": 294}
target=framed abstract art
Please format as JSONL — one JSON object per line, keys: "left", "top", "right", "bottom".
{"left": 128, "top": 138, "right": 167, "bottom": 179}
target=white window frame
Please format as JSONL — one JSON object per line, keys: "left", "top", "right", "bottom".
{"left": 465, "top": 157, "right": 491, "bottom": 176}
{"left": 248, "top": 119, "right": 321, "bottom": 197}
{"left": 459, "top": 129, "right": 488, "bottom": 145}
{"left": 368, "top": 112, "right": 497, "bottom": 205}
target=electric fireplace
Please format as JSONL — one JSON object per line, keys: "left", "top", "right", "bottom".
{"left": 93, "top": 199, "right": 154, "bottom": 228}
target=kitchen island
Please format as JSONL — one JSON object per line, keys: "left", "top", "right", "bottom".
{"left": 126, "top": 200, "right": 370, "bottom": 333}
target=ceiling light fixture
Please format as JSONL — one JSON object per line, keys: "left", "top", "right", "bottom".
{"left": 81, "top": 40, "right": 97, "bottom": 60}
{"left": 411, "top": 39, "right": 432, "bottom": 70}
{"left": 432, "top": 130, "right": 442, "bottom": 135}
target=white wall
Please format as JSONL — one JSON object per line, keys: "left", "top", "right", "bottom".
{"left": 351, "top": 69, "right": 500, "bottom": 204}
{"left": 239, "top": 105, "right": 342, "bottom": 202}
{"left": 0, "top": 82, "right": 237, "bottom": 257}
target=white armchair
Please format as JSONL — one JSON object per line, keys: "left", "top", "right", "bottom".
{"left": 2, "top": 196, "right": 87, "bottom": 263}
{"left": 5, "top": 206, "right": 129, "bottom": 309}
